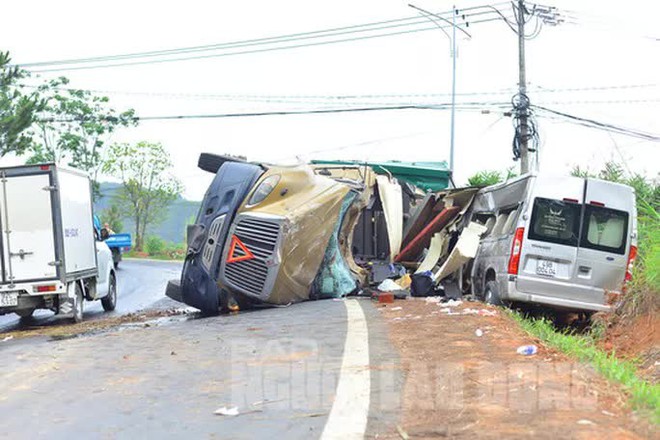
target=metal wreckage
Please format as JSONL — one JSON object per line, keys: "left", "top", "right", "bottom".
{"left": 166, "top": 153, "right": 479, "bottom": 313}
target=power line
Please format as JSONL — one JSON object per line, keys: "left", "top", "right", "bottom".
{"left": 533, "top": 105, "right": 660, "bottom": 142}
{"left": 23, "top": 14, "right": 513, "bottom": 72}
{"left": 35, "top": 103, "right": 509, "bottom": 123}
{"left": 19, "top": 4, "right": 510, "bottom": 69}
{"left": 20, "top": 82, "right": 657, "bottom": 103}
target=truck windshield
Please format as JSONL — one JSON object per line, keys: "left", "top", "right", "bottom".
{"left": 580, "top": 205, "right": 628, "bottom": 254}
{"left": 528, "top": 197, "right": 581, "bottom": 246}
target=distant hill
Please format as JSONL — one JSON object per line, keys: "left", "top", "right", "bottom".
{"left": 95, "top": 182, "right": 200, "bottom": 244}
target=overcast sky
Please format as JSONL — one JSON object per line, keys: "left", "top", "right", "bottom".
{"left": 1, "top": 0, "right": 658, "bottom": 199}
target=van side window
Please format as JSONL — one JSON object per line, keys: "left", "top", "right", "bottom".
{"left": 472, "top": 213, "right": 496, "bottom": 236}
{"left": 580, "top": 205, "right": 628, "bottom": 254}
{"left": 528, "top": 198, "right": 580, "bottom": 246}
{"left": 491, "top": 213, "right": 508, "bottom": 236}
{"left": 502, "top": 208, "right": 519, "bottom": 235}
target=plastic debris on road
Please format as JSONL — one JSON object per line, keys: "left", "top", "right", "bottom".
{"left": 438, "top": 299, "right": 462, "bottom": 308}
{"left": 2, "top": 336, "right": 13, "bottom": 342}
{"left": 214, "top": 406, "right": 240, "bottom": 416}
{"left": 390, "top": 306, "right": 403, "bottom": 311}
{"left": 516, "top": 345, "right": 538, "bottom": 356}
{"left": 377, "top": 279, "right": 401, "bottom": 292}
{"left": 475, "top": 329, "right": 483, "bottom": 337}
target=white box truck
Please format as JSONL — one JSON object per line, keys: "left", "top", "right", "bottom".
{"left": 0, "top": 164, "right": 117, "bottom": 322}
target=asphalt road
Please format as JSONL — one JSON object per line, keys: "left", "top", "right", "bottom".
{"left": 0, "top": 259, "right": 183, "bottom": 332}
{"left": 0, "top": 259, "right": 402, "bottom": 439}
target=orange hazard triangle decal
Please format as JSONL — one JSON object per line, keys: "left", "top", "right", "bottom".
{"left": 226, "top": 235, "right": 255, "bottom": 263}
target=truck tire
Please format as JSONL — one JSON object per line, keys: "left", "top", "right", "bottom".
{"left": 484, "top": 280, "right": 503, "bottom": 306}
{"left": 101, "top": 274, "right": 117, "bottom": 312}
{"left": 72, "top": 283, "right": 84, "bottom": 323}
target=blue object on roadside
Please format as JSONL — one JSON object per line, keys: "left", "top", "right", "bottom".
{"left": 516, "top": 345, "right": 538, "bottom": 356}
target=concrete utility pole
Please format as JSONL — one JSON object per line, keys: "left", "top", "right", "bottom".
{"left": 449, "top": 6, "right": 457, "bottom": 181}
{"left": 408, "top": 4, "right": 470, "bottom": 185}
{"left": 516, "top": 0, "right": 530, "bottom": 174}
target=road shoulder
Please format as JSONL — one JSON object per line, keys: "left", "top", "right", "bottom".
{"left": 378, "top": 298, "right": 653, "bottom": 439}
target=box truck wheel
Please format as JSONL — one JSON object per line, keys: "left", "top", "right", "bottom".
{"left": 484, "top": 281, "right": 503, "bottom": 306}
{"left": 101, "top": 273, "right": 117, "bottom": 312}
{"left": 16, "top": 308, "right": 35, "bottom": 321}
{"left": 72, "top": 283, "right": 84, "bottom": 323}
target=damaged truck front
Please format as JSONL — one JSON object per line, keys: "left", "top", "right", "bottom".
{"left": 166, "top": 154, "right": 374, "bottom": 313}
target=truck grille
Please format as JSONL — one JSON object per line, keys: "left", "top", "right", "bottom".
{"left": 223, "top": 216, "right": 281, "bottom": 297}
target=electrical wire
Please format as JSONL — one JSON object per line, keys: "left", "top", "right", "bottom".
{"left": 533, "top": 105, "right": 660, "bottom": 142}
{"left": 35, "top": 103, "right": 509, "bottom": 123}
{"left": 20, "top": 3, "right": 511, "bottom": 69}
{"left": 23, "top": 13, "right": 514, "bottom": 72}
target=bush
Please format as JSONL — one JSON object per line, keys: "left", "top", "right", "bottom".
{"left": 145, "top": 236, "right": 166, "bottom": 256}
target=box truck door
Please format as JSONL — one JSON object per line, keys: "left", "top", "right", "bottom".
{"left": 0, "top": 173, "right": 58, "bottom": 283}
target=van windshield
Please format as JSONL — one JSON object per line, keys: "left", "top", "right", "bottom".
{"left": 580, "top": 205, "right": 628, "bottom": 254}
{"left": 528, "top": 198, "right": 580, "bottom": 246}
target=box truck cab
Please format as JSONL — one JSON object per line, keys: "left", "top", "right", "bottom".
{"left": 469, "top": 173, "right": 637, "bottom": 313}
{"left": 0, "top": 164, "right": 117, "bottom": 322}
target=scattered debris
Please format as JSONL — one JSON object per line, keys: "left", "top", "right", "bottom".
{"left": 377, "top": 279, "right": 401, "bottom": 292}
{"left": 516, "top": 345, "right": 538, "bottom": 356}
{"left": 374, "top": 292, "right": 394, "bottom": 304}
{"left": 2, "top": 335, "right": 14, "bottom": 342}
{"left": 395, "top": 274, "right": 412, "bottom": 289}
{"left": 475, "top": 329, "right": 484, "bottom": 337}
{"left": 576, "top": 419, "right": 596, "bottom": 426}
{"left": 390, "top": 307, "right": 403, "bottom": 311}
{"left": 396, "top": 425, "right": 410, "bottom": 440}
{"left": 439, "top": 299, "right": 463, "bottom": 308}
{"left": 214, "top": 406, "right": 240, "bottom": 416}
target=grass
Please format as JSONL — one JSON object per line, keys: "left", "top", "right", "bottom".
{"left": 508, "top": 311, "right": 660, "bottom": 424}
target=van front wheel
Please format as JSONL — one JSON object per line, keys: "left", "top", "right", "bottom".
{"left": 484, "top": 281, "right": 503, "bottom": 306}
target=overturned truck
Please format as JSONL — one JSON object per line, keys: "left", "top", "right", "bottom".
{"left": 166, "top": 154, "right": 446, "bottom": 313}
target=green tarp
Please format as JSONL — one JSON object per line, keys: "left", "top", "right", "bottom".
{"left": 311, "top": 160, "right": 451, "bottom": 191}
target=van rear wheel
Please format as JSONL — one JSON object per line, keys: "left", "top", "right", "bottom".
{"left": 484, "top": 281, "right": 503, "bottom": 306}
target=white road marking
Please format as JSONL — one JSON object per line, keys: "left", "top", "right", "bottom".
{"left": 321, "top": 299, "right": 371, "bottom": 440}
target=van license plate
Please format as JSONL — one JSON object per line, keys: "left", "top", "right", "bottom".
{"left": 536, "top": 260, "right": 557, "bottom": 276}
{"left": 0, "top": 292, "right": 18, "bottom": 307}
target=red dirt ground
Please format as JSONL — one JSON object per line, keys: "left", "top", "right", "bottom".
{"left": 601, "top": 312, "right": 660, "bottom": 382}
{"left": 377, "top": 298, "right": 655, "bottom": 439}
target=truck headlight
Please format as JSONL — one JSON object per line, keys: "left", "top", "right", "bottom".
{"left": 247, "top": 175, "right": 280, "bottom": 206}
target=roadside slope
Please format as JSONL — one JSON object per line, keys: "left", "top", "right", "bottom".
{"left": 379, "top": 299, "right": 654, "bottom": 439}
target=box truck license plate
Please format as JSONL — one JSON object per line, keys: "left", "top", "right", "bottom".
{"left": 536, "top": 260, "right": 557, "bottom": 276}
{"left": 0, "top": 292, "right": 18, "bottom": 307}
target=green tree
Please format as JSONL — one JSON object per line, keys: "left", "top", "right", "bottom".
{"left": 0, "top": 51, "right": 44, "bottom": 156}
{"left": 103, "top": 141, "right": 183, "bottom": 251}
{"left": 467, "top": 170, "right": 503, "bottom": 187}
{"left": 25, "top": 77, "right": 136, "bottom": 196}
{"left": 101, "top": 204, "right": 123, "bottom": 233}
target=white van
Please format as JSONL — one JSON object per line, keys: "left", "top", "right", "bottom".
{"left": 467, "top": 173, "right": 637, "bottom": 313}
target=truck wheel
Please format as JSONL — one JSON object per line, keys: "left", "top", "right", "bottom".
{"left": 484, "top": 281, "right": 503, "bottom": 306}
{"left": 72, "top": 283, "right": 84, "bottom": 323}
{"left": 101, "top": 274, "right": 117, "bottom": 312}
